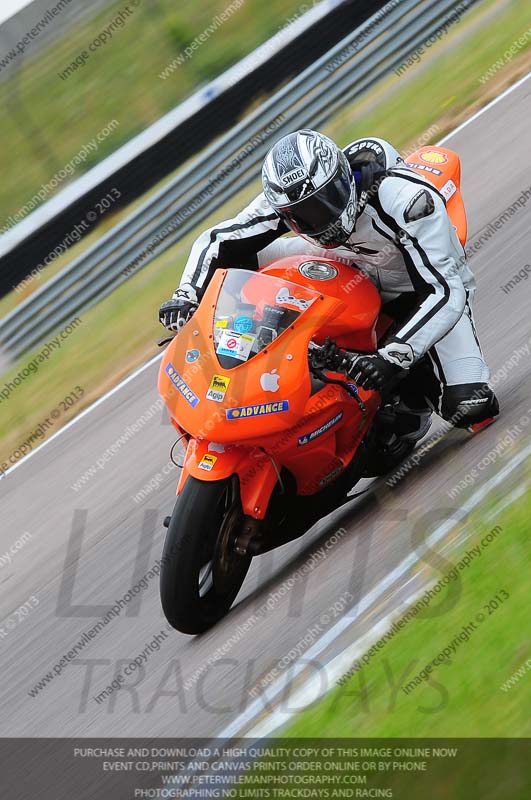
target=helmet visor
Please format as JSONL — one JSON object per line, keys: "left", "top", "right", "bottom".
{"left": 278, "top": 160, "right": 352, "bottom": 237}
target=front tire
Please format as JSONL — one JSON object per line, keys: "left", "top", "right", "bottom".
{"left": 160, "top": 476, "right": 251, "bottom": 634}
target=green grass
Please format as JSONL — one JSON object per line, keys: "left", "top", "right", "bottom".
{"left": 0, "top": 179, "right": 257, "bottom": 463}
{"left": 2, "top": 0, "right": 531, "bottom": 463}
{"left": 284, "top": 484, "right": 531, "bottom": 738}
{"left": 0, "top": 0, "right": 311, "bottom": 226}
{"left": 326, "top": 0, "right": 531, "bottom": 148}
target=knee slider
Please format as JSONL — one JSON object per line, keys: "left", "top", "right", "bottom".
{"left": 441, "top": 383, "right": 499, "bottom": 428}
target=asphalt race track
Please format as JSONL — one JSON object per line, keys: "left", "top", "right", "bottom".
{"left": 1, "top": 74, "right": 530, "bottom": 738}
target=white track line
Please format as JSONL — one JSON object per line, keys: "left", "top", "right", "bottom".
{"left": 249, "top": 466, "right": 527, "bottom": 738}
{"left": 437, "top": 70, "right": 531, "bottom": 144}
{"left": 218, "top": 441, "right": 531, "bottom": 738}
{"left": 2, "top": 68, "right": 530, "bottom": 483}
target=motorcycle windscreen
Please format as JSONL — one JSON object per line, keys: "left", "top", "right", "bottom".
{"left": 213, "top": 270, "right": 321, "bottom": 370}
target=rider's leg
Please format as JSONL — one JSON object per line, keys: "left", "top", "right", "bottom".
{"left": 422, "top": 296, "right": 499, "bottom": 430}
{"left": 395, "top": 359, "right": 436, "bottom": 441}
{"left": 380, "top": 294, "right": 435, "bottom": 442}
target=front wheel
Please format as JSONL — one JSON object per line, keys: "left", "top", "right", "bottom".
{"left": 160, "top": 476, "right": 251, "bottom": 634}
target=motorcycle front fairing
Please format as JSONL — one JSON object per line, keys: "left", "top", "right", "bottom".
{"left": 158, "top": 269, "right": 345, "bottom": 516}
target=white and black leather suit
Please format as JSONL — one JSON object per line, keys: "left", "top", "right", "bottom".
{"left": 177, "top": 137, "right": 498, "bottom": 427}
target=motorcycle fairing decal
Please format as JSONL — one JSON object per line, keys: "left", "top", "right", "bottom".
{"left": 166, "top": 363, "right": 200, "bottom": 408}
{"left": 198, "top": 454, "right": 217, "bottom": 471}
{"left": 319, "top": 464, "right": 344, "bottom": 486}
{"left": 297, "top": 411, "right": 344, "bottom": 446}
{"left": 441, "top": 179, "right": 457, "bottom": 201}
{"left": 185, "top": 349, "right": 200, "bottom": 363}
{"left": 226, "top": 400, "right": 289, "bottom": 420}
{"left": 275, "top": 286, "right": 314, "bottom": 311}
{"left": 216, "top": 330, "right": 255, "bottom": 360}
{"left": 405, "top": 162, "right": 443, "bottom": 176}
{"left": 234, "top": 316, "right": 254, "bottom": 333}
{"left": 206, "top": 374, "right": 230, "bottom": 402}
{"left": 419, "top": 149, "right": 448, "bottom": 165}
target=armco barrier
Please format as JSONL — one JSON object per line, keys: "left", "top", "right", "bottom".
{"left": 0, "top": 0, "right": 479, "bottom": 360}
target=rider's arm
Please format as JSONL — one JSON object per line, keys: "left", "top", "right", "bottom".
{"left": 179, "top": 193, "right": 289, "bottom": 298}
{"left": 374, "top": 176, "right": 467, "bottom": 364}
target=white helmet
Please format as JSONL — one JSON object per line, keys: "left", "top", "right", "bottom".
{"left": 262, "top": 129, "right": 357, "bottom": 248}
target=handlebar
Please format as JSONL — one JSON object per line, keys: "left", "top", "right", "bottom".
{"left": 157, "top": 334, "right": 177, "bottom": 347}
{"left": 308, "top": 339, "right": 366, "bottom": 412}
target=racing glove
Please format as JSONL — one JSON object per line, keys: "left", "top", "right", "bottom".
{"left": 346, "top": 352, "right": 407, "bottom": 394}
{"left": 309, "top": 338, "right": 408, "bottom": 395}
{"left": 159, "top": 284, "right": 198, "bottom": 331}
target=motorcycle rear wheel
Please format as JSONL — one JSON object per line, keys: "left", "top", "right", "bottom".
{"left": 160, "top": 476, "right": 251, "bottom": 634}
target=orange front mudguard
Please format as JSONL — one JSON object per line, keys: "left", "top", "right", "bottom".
{"left": 176, "top": 438, "right": 278, "bottom": 519}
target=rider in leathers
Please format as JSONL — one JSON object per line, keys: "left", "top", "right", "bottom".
{"left": 159, "top": 131, "right": 499, "bottom": 434}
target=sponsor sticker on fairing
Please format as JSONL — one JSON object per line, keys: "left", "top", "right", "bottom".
{"left": 275, "top": 287, "right": 314, "bottom": 312}
{"left": 226, "top": 401, "right": 289, "bottom": 420}
{"left": 185, "top": 349, "right": 200, "bottom": 363}
{"left": 298, "top": 411, "right": 343, "bottom": 446}
{"left": 206, "top": 374, "right": 230, "bottom": 402}
{"left": 260, "top": 370, "right": 280, "bottom": 393}
{"left": 419, "top": 150, "right": 448, "bottom": 165}
{"left": 406, "top": 162, "right": 443, "bottom": 176}
{"left": 198, "top": 454, "right": 217, "bottom": 471}
{"left": 441, "top": 179, "right": 457, "bottom": 201}
{"left": 234, "top": 316, "right": 254, "bottom": 333}
{"left": 208, "top": 442, "right": 225, "bottom": 453}
{"left": 216, "top": 330, "right": 255, "bottom": 360}
{"left": 166, "top": 363, "right": 200, "bottom": 407}
{"left": 318, "top": 464, "right": 343, "bottom": 486}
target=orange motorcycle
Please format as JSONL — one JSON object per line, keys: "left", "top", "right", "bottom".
{"left": 158, "top": 146, "right": 467, "bottom": 634}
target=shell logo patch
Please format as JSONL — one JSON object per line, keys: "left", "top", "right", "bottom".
{"left": 226, "top": 400, "right": 289, "bottom": 420}
{"left": 419, "top": 150, "right": 448, "bottom": 165}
